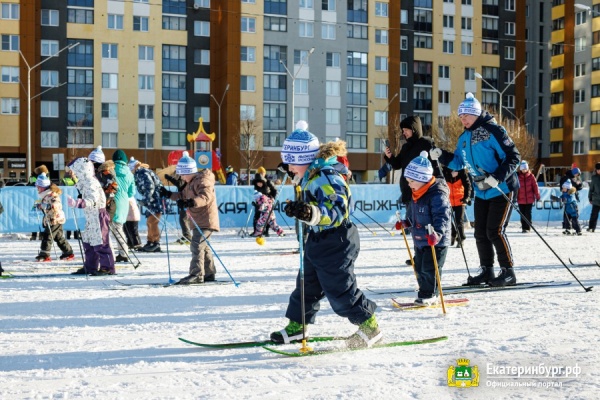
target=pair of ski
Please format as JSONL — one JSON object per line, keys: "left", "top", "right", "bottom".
{"left": 368, "top": 280, "right": 571, "bottom": 296}
{"left": 178, "top": 335, "right": 448, "bottom": 357}
{"left": 568, "top": 259, "right": 600, "bottom": 268}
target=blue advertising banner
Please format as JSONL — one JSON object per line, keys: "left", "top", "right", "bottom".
{"left": 0, "top": 185, "right": 591, "bottom": 233}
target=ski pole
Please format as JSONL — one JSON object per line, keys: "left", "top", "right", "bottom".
{"left": 108, "top": 223, "right": 142, "bottom": 269}
{"left": 162, "top": 200, "right": 175, "bottom": 284}
{"left": 71, "top": 207, "right": 88, "bottom": 279}
{"left": 426, "top": 224, "right": 446, "bottom": 314}
{"left": 394, "top": 211, "right": 418, "bottom": 281}
{"left": 295, "top": 185, "right": 312, "bottom": 353}
{"left": 356, "top": 207, "right": 394, "bottom": 236}
{"left": 493, "top": 186, "right": 593, "bottom": 292}
{"left": 186, "top": 209, "right": 240, "bottom": 287}
{"left": 350, "top": 214, "right": 376, "bottom": 235}
{"left": 238, "top": 206, "right": 254, "bottom": 238}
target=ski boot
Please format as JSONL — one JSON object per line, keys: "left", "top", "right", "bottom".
{"left": 489, "top": 268, "right": 517, "bottom": 287}
{"left": 60, "top": 253, "right": 75, "bottom": 261}
{"left": 345, "top": 314, "right": 383, "bottom": 349}
{"left": 465, "top": 265, "right": 495, "bottom": 286}
{"left": 35, "top": 254, "right": 51, "bottom": 262}
{"left": 270, "top": 320, "right": 308, "bottom": 344}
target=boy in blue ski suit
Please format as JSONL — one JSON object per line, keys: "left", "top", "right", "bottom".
{"left": 431, "top": 93, "right": 521, "bottom": 287}
{"left": 271, "top": 125, "right": 380, "bottom": 348}
{"left": 398, "top": 151, "right": 451, "bottom": 304}
{"left": 560, "top": 179, "right": 582, "bottom": 235}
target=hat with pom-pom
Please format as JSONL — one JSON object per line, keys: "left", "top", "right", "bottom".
{"left": 35, "top": 172, "right": 51, "bottom": 188}
{"left": 562, "top": 179, "right": 572, "bottom": 190}
{"left": 458, "top": 92, "right": 482, "bottom": 117}
{"left": 128, "top": 156, "right": 140, "bottom": 172}
{"left": 520, "top": 161, "right": 529, "bottom": 171}
{"left": 280, "top": 120, "right": 320, "bottom": 165}
{"left": 176, "top": 151, "right": 198, "bottom": 175}
{"left": 404, "top": 151, "right": 434, "bottom": 183}
{"left": 88, "top": 146, "right": 106, "bottom": 164}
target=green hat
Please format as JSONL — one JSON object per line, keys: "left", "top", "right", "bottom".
{"left": 112, "top": 149, "right": 128, "bottom": 163}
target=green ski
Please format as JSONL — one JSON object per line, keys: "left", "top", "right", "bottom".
{"left": 178, "top": 336, "right": 341, "bottom": 349}
{"left": 262, "top": 336, "right": 448, "bottom": 357}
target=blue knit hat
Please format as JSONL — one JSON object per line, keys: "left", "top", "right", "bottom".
{"left": 405, "top": 151, "right": 433, "bottom": 183}
{"left": 280, "top": 120, "right": 320, "bottom": 165}
{"left": 458, "top": 92, "right": 482, "bottom": 117}
{"left": 88, "top": 146, "right": 106, "bottom": 164}
{"left": 571, "top": 167, "right": 581, "bottom": 176}
{"left": 35, "top": 172, "right": 51, "bottom": 188}
{"left": 176, "top": 151, "right": 198, "bottom": 175}
{"left": 128, "top": 156, "right": 140, "bottom": 172}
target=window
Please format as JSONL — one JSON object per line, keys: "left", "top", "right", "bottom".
{"left": 41, "top": 101, "right": 59, "bottom": 118}
{"left": 163, "top": 45, "right": 186, "bottom": 72}
{"left": 400, "top": 62, "right": 408, "bottom": 76}
{"left": 505, "top": 22, "right": 515, "bottom": 35}
{"left": 162, "top": 103, "right": 186, "bottom": 130}
{"left": 265, "top": 16, "right": 287, "bottom": 31}
{"left": 375, "top": 56, "right": 388, "bottom": 71}
{"left": 41, "top": 40, "right": 59, "bottom": 56}
{"left": 194, "top": 78, "right": 210, "bottom": 94}
{"left": 194, "top": 0, "right": 211, "bottom": 7}
{"left": 194, "top": 21, "right": 210, "bottom": 36}
{"left": 551, "top": 67, "right": 564, "bottom": 80}
{"left": 67, "top": 68, "right": 93, "bottom": 97}
{"left": 41, "top": 70, "right": 58, "bottom": 87}
{"left": 462, "top": 0, "right": 472, "bottom": 4}
{"left": 163, "top": 16, "right": 186, "bottom": 31}
{"left": 241, "top": 46, "right": 255, "bottom": 62}
{"left": 299, "top": 22, "right": 314, "bottom": 37}
{"left": 192, "top": 106, "right": 210, "bottom": 122}
{"left": 400, "top": 36, "right": 408, "bottom": 50}
{"left": 375, "top": 84, "right": 388, "bottom": 99}
{"left": 194, "top": 49, "right": 210, "bottom": 65}
{"left": 241, "top": 17, "right": 256, "bottom": 33}
{"left": 101, "top": 103, "right": 118, "bottom": 119}
{"left": 573, "top": 141, "right": 584, "bottom": 155}
{"left": 299, "top": 0, "right": 313, "bottom": 9}
{"left": 139, "top": 133, "right": 154, "bottom": 149}
{"left": 138, "top": 75, "right": 154, "bottom": 90}
{"left": 375, "top": 29, "right": 388, "bottom": 44}
{"left": 505, "top": 70, "right": 515, "bottom": 84}
{"left": 68, "top": 8, "right": 93, "bottom": 24}
{"left": 414, "top": 35, "right": 433, "bottom": 49}
{"left": 162, "top": 131, "right": 186, "bottom": 147}
{"left": 401, "top": 10, "right": 408, "bottom": 24}
{"left": 1, "top": 66, "right": 18, "bottom": 83}
{"left": 139, "top": 105, "right": 154, "bottom": 119}
{"left": 574, "top": 89, "right": 585, "bottom": 103}
{"left": 102, "top": 43, "right": 118, "bottom": 59}
{"left": 1, "top": 98, "right": 19, "bottom": 114}
{"left": 551, "top": 91, "right": 564, "bottom": 104}
{"left": 505, "top": 46, "right": 515, "bottom": 60}
{"left": 574, "top": 115, "right": 584, "bottom": 129}
{"left": 550, "top": 141, "right": 562, "bottom": 153}
{"left": 375, "top": 2, "right": 388, "bottom": 17}
{"left": 139, "top": 46, "right": 154, "bottom": 61}
{"left": 576, "top": 11, "right": 587, "bottom": 26}
{"left": 482, "top": 41, "right": 499, "bottom": 55}
{"left": 264, "top": 74, "right": 286, "bottom": 101}
{"left": 326, "top": 109, "right": 340, "bottom": 124}
{"left": 347, "top": 24, "right": 368, "bottom": 39}
{"left": 439, "top": 91, "right": 450, "bottom": 104}
{"left": 575, "top": 63, "right": 586, "bottom": 77}
{"left": 1, "top": 3, "right": 19, "bottom": 19}
{"left": 461, "top": 42, "right": 471, "bottom": 55}
{"left": 461, "top": 17, "right": 472, "bottom": 30}
{"left": 102, "top": 132, "right": 118, "bottom": 148}
{"left": 439, "top": 65, "right": 450, "bottom": 79}
{"left": 592, "top": 84, "right": 600, "bottom": 97}
{"left": 322, "top": 0, "right": 336, "bottom": 11}
{"left": 41, "top": 9, "right": 59, "bottom": 26}
{"left": 443, "top": 40, "right": 454, "bottom": 54}
{"left": 503, "top": 95, "right": 515, "bottom": 109}
{"left": 400, "top": 88, "right": 408, "bottom": 102}
{"left": 41, "top": 131, "right": 59, "bottom": 148}
{"left": 347, "top": 51, "right": 368, "bottom": 78}
{"left": 326, "top": 80, "right": 340, "bottom": 96}
{"left": 240, "top": 75, "right": 255, "bottom": 91}
{"left": 322, "top": 23, "right": 336, "bottom": 40}
{"left": 67, "top": 99, "right": 94, "bottom": 128}
{"left": 326, "top": 52, "right": 340, "bottom": 68}
{"left": 505, "top": 0, "right": 515, "bottom": 11}
{"left": 575, "top": 37, "right": 586, "bottom": 52}
{"left": 102, "top": 73, "right": 118, "bottom": 89}
{"left": 163, "top": 74, "right": 187, "bottom": 100}
{"left": 133, "top": 16, "right": 149, "bottom": 32}
{"left": 465, "top": 68, "right": 475, "bottom": 81}
{"left": 240, "top": 105, "right": 255, "bottom": 120}
{"left": 443, "top": 15, "right": 454, "bottom": 28}
{"left": 108, "top": 14, "right": 124, "bottom": 30}
{"left": 1, "top": 34, "right": 19, "bottom": 51}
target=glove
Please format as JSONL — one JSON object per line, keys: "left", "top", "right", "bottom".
{"left": 550, "top": 195, "right": 561, "bottom": 202}
{"left": 484, "top": 175, "right": 499, "bottom": 188}
{"left": 284, "top": 201, "right": 313, "bottom": 222}
{"left": 67, "top": 196, "right": 84, "bottom": 208}
{"left": 177, "top": 198, "right": 195, "bottom": 209}
{"left": 158, "top": 186, "right": 172, "bottom": 199}
{"left": 394, "top": 219, "right": 411, "bottom": 231}
{"left": 426, "top": 232, "right": 441, "bottom": 246}
{"left": 430, "top": 148, "right": 443, "bottom": 161}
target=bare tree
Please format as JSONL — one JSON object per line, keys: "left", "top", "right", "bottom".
{"left": 432, "top": 113, "right": 537, "bottom": 170}
{"left": 235, "top": 113, "right": 263, "bottom": 185}
{"left": 66, "top": 116, "right": 89, "bottom": 164}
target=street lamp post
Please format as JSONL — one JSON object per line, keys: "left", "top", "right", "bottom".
{"left": 210, "top": 83, "right": 230, "bottom": 157}
{"left": 19, "top": 42, "right": 79, "bottom": 179}
{"left": 474, "top": 64, "right": 528, "bottom": 121}
{"left": 280, "top": 47, "right": 315, "bottom": 132}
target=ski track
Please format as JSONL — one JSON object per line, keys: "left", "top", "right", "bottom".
{"left": 0, "top": 223, "right": 599, "bottom": 399}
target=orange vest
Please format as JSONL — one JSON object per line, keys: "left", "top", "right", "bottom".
{"left": 447, "top": 179, "right": 465, "bottom": 207}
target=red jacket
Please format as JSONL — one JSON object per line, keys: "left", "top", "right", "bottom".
{"left": 517, "top": 171, "right": 540, "bottom": 204}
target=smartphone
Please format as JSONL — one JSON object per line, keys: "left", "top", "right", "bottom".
{"left": 384, "top": 139, "right": 390, "bottom": 148}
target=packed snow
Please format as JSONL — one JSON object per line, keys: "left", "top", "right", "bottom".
{"left": 1, "top": 220, "right": 598, "bottom": 399}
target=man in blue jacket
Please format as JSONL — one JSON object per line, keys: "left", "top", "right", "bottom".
{"left": 431, "top": 93, "right": 521, "bottom": 287}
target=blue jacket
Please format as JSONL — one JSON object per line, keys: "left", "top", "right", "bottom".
{"left": 133, "top": 167, "right": 164, "bottom": 215}
{"left": 408, "top": 178, "right": 452, "bottom": 248}
{"left": 439, "top": 112, "right": 520, "bottom": 200}
{"left": 226, "top": 172, "right": 238, "bottom": 186}
{"left": 113, "top": 161, "right": 135, "bottom": 224}
{"left": 561, "top": 191, "right": 579, "bottom": 217}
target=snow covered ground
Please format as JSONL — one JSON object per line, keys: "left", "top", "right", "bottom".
{"left": 1, "top": 221, "right": 599, "bottom": 400}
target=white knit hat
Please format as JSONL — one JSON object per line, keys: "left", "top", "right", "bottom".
{"left": 176, "top": 151, "right": 198, "bottom": 175}
{"left": 128, "top": 156, "right": 140, "bottom": 172}
{"left": 280, "top": 121, "right": 320, "bottom": 165}
{"left": 458, "top": 92, "right": 482, "bottom": 117}
{"left": 520, "top": 161, "right": 529, "bottom": 171}
{"left": 562, "top": 179, "right": 572, "bottom": 190}
{"left": 88, "top": 146, "right": 106, "bottom": 164}
{"left": 35, "top": 172, "right": 51, "bottom": 188}
{"left": 404, "top": 151, "right": 434, "bottom": 183}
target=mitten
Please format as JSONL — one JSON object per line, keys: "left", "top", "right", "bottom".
{"left": 430, "top": 148, "right": 443, "bottom": 160}
{"left": 395, "top": 219, "right": 411, "bottom": 231}
{"left": 177, "top": 198, "right": 195, "bottom": 209}
{"left": 484, "top": 175, "right": 499, "bottom": 188}
{"left": 426, "top": 232, "right": 441, "bottom": 246}
{"left": 158, "top": 186, "right": 172, "bottom": 199}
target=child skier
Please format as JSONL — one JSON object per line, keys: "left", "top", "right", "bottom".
{"left": 271, "top": 127, "right": 380, "bottom": 349}
{"left": 250, "top": 173, "right": 284, "bottom": 237}
{"left": 66, "top": 157, "right": 115, "bottom": 275}
{"left": 398, "top": 151, "right": 451, "bottom": 304}
{"left": 34, "top": 172, "right": 74, "bottom": 262}
{"left": 561, "top": 179, "right": 582, "bottom": 235}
